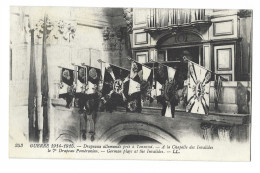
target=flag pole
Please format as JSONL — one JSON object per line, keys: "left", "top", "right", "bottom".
{"left": 57, "top": 66, "right": 74, "bottom": 70}
{"left": 126, "top": 56, "right": 152, "bottom": 69}
{"left": 150, "top": 57, "right": 219, "bottom": 77}
{"left": 97, "top": 59, "right": 130, "bottom": 72}
{"left": 73, "top": 64, "right": 77, "bottom": 84}
{"left": 149, "top": 59, "right": 176, "bottom": 69}
{"left": 71, "top": 63, "right": 88, "bottom": 84}
{"left": 182, "top": 56, "right": 217, "bottom": 75}
{"left": 81, "top": 63, "right": 104, "bottom": 70}
{"left": 71, "top": 63, "right": 87, "bottom": 68}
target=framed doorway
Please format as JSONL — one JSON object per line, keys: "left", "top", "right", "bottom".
{"left": 158, "top": 45, "right": 203, "bottom": 66}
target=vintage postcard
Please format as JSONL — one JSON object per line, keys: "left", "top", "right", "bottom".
{"left": 9, "top": 6, "right": 252, "bottom": 161}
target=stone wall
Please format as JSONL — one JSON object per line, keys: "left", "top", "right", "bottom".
{"left": 9, "top": 7, "right": 129, "bottom": 142}
{"left": 51, "top": 103, "right": 249, "bottom": 144}
{"left": 209, "top": 81, "right": 251, "bottom": 114}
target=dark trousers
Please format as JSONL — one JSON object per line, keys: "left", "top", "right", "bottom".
{"left": 85, "top": 93, "right": 99, "bottom": 114}
{"left": 161, "top": 103, "right": 175, "bottom": 118}
{"left": 59, "top": 93, "right": 73, "bottom": 108}
{"left": 157, "top": 95, "right": 176, "bottom": 118}
{"left": 76, "top": 93, "right": 85, "bottom": 110}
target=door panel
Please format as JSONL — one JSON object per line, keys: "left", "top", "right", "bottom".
{"left": 214, "top": 45, "right": 235, "bottom": 81}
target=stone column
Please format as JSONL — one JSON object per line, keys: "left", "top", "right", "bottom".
{"left": 150, "top": 48, "right": 158, "bottom": 61}
{"left": 203, "top": 43, "right": 212, "bottom": 70}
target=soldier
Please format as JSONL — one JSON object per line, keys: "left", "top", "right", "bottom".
{"left": 173, "top": 50, "right": 193, "bottom": 108}
{"left": 85, "top": 67, "right": 101, "bottom": 141}
{"left": 76, "top": 66, "right": 87, "bottom": 114}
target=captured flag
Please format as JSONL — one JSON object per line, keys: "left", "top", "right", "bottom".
{"left": 102, "top": 63, "right": 129, "bottom": 95}
{"left": 154, "top": 63, "right": 177, "bottom": 97}
{"left": 155, "top": 63, "right": 168, "bottom": 88}
{"left": 74, "top": 65, "right": 87, "bottom": 110}
{"left": 85, "top": 66, "right": 101, "bottom": 95}
{"left": 129, "top": 61, "right": 152, "bottom": 94}
{"left": 84, "top": 66, "right": 101, "bottom": 115}
{"left": 59, "top": 68, "right": 74, "bottom": 98}
{"left": 186, "top": 62, "right": 212, "bottom": 115}
{"left": 154, "top": 62, "right": 177, "bottom": 118}
{"left": 167, "top": 66, "right": 176, "bottom": 82}
{"left": 128, "top": 61, "right": 152, "bottom": 112}
{"left": 76, "top": 66, "right": 87, "bottom": 93}
{"left": 58, "top": 67, "right": 75, "bottom": 110}
{"left": 102, "top": 63, "right": 130, "bottom": 112}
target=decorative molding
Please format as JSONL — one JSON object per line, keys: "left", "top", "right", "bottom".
{"left": 156, "top": 31, "right": 203, "bottom": 47}
{"left": 213, "top": 20, "right": 234, "bottom": 37}
{"left": 33, "top": 18, "right": 77, "bottom": 42}
{"left": 214, "top": 44, "right": 235, "bottom": 81}
{"left": 134, "top": 9, "right": 147, "bottom": 25}
{"left": 144, "top": 21, "right": 211, "bottom": 35}
{"left": 134, "top": 32, "right": 148, "bottom": 45}
{"left": 136, "top": 51, "right": 149, "bottom": 63}
{"left": 238, "top": 10, "right": 252, "bottom": 18}
{"left": 56, "top": 20, "right": 76, "bottom": 41}
{"left": 34, "top": 18, "right": 54, "bottom": 39}
{"left": 216, "top": 48, "right": 232, "bottom": 71}
{"left": 123, "top": 8, "right": 133, "bottom": 33}
{"left": 102, "top": 26, "right": 125, "bottom": 51}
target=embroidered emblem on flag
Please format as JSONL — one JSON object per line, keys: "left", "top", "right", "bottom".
{"left": 59, "top": 68, "right": 74, "bottom": 96}
{"left": 186, "top": 62, "right": 211, "bottom": 115}
{"left": 85, "top": 67, "right": 101, "bottom": 95}
{"left": 101, "top": 63, "right": 130, "bottom": 112}
{"left": 76, "top": 66, "right": 87, "bottom": 93}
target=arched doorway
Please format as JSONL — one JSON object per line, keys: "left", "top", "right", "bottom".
{"left": 98, "top": 121, "right": 179, "bottom": 144}
{"left": 119, "top": 135, "right": 160, "bottom": 144}
{"left": 156, "top": 31, "right": 204, "bottom": 65}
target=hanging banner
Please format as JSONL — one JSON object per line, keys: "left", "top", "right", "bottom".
{"left": 58, "top": 67, "right": 75, "bottom": 108}
{"left": 128, "top": 61, "right": 152, "bottom": 112}
{"left": 152, "top": 62, "right": 177, "bottom": 118}
{"left": 74, "top": 65, "right": 87, "bottom": 110}
{"left": 59, "top": 68, "right": 74, "bottom": 96}
{"left": 83, "top": 66, "right": 102, "bottom": 115}
{"left": 85, "top": 66, "right": 101, "bottom": 95}
{"left": 186, "top": 62, "right": 211, "bottom": 115}
{"left": 102, "top": 63, "right": 130, "bottom": 112}
{"left": 76, "top": 66, "right": 87, "bottom": 94}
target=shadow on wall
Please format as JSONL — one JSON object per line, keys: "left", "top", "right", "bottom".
{"left": 102, "top": 8, "right": 132, "bottom": 69}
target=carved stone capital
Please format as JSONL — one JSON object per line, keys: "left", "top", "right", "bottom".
{"left": 33, "top": 18, "right": 77, "bottom": 43}
{"left": 238, "top": 9, "right": 252, "bottom": 18}
{"left": 123, "top": 8, "right": 133, "bottom": 34}
{"left": 102, "top": 26, "right": 125, "bottom": 51}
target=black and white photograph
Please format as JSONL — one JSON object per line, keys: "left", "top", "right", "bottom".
{"left": 8, "top": 5, "right": 253, "bottom": 161}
